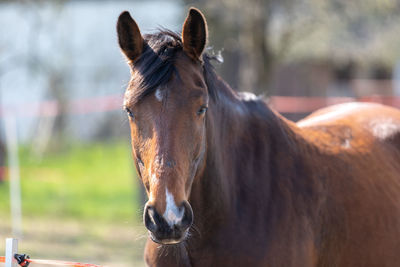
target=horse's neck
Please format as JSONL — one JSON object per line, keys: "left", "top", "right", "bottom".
{"left": 189, "top": 73, "right": 303, "bottom": 237}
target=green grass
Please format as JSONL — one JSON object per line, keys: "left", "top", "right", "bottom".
{"left": 0, "top": 142, "right": 142, "bottom": 223}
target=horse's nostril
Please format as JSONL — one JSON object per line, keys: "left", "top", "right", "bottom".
{"left": 144, "top": 205, "right": 158, "bottom": 232}
{"left": 179, "top": 201, "right": 194, "bottom": 230}
{"left": 144, "top": 201, "right": 194, "bottom": 243}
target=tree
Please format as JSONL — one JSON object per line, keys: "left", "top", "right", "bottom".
{"left": 183, "top": 0, "right": 400, "bottom": 95}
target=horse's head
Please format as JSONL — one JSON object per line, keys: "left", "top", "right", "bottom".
{"left": 117, "top": 8, "right": 209, "bottom": 244}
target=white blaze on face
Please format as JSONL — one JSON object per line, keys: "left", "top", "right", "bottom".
{"left": 163, "top": 188, "right": 184, "bottom": 227}
{"left": 148, "top": 156, "right": 184, "bottom": 226}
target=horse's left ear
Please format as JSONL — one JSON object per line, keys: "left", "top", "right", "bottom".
{"left": 182, "top": 8, "right": 208, "bottom": 61}
{"left": 117, "top": 11, "right": 144, "bottom": 63}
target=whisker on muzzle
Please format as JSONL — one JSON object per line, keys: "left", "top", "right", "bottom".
{"left": 189, "top": 223, "right": 202, "bottom": 239}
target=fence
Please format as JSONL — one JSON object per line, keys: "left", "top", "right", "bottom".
{"left": 3, "top": 94, "right": 400, "bottom": 118}
{"left": 0, "top": 238, "right": 103, "bottom": 267}
{"left": 269, "top": 95, "right": 400, "bottom": 113}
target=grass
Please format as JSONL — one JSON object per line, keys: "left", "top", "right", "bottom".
{"left": 0, "top": 141, "right": 143, "bottom": 222}
{"left": 0, "top": 141, "right": 148, "bottom": 266}
{"left": 0, "top": 217, "right": 147, "bottom": 267}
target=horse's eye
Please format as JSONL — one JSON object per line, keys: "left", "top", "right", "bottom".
{"left": 125, "top": 107, "right": 134, "bottom": 119}
{"left": 197, "top": 106, "right": 208, "bottom": 116}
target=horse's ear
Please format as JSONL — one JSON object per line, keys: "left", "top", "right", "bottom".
{"left": 117, "top": 11, "right": 144, "bottom": 63}
{"left": 182, "top": 8, "right": 208, "bottom": 61}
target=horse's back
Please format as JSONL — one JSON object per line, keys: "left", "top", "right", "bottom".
{"left": 297, "top": 102, "right": 400, "bottom": 149}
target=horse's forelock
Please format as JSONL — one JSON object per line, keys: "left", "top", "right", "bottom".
{"left": 127, "top": 30, "right": 218, "bottom": 105}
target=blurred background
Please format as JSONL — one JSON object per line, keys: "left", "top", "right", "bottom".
{"left": 1, "top": 0, "right": 400, "bottom": 266}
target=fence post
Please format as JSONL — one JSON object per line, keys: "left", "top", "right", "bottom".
{"left": 4, "top": 116, "right": 22, "bottom": 237}
{"left": 5, "top": 238, "right": 18, "bottom": 267}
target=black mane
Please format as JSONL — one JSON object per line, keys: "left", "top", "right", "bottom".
{"left": 129, "top": 30, "right": 218, "bottom": 104}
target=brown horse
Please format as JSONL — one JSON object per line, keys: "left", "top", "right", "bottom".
{"left": 117, "top": 8, "right": 400, "bottom": 267}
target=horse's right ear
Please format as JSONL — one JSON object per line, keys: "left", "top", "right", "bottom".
{"left": 117, "top": 11, "right": 144, "bottom": 63}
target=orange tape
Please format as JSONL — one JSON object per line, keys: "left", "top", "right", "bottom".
{"left": 25, "top": 258, "right": 103, "bottom": 267}
{"left": 0, "top": 256, "right": 103, "bottom": 266}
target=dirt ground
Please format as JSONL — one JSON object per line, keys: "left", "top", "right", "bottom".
{"left": 0, "top": 217, "right": 147, "bottom": 267}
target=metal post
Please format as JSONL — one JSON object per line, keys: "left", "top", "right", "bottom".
{"left": 4, "top": 116, "right": 22, "bottom": 237}
{"left": 5, "top": 238, "right": 18, "bottom": 267}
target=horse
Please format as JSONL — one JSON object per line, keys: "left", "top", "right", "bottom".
{"left": 117, "top": 8, "right": 400, "bottom": 267}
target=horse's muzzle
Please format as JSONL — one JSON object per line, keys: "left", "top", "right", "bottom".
{"left": 144, "top": 201, "right": 193, "bottom": 244}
